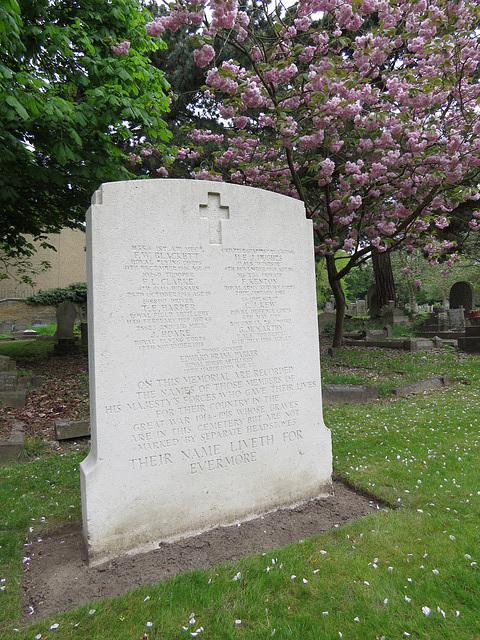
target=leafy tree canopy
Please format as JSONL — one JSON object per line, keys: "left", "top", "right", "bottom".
{"left": 0, "top": 0, "right": 171, "bottom": 256}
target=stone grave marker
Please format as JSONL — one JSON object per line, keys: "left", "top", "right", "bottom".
{"left": 449, "top": 281, "right": 474, "bottom": 315}
{"left": 0, "top": 320, "right": 14, "bottom": 334}
{"left": 448, "top": 307, "right": 465, "bottom": 329}
{"left": 55, "top": 301, "right": 77, "bottom": 338}
{"left": 54, "top": 300, "right": 78, "bottom": 354}
{"left": 367, "top": 284, "right": 379, "bottom": 318}
{"left": 81, "top": 179, "right": 332, "bottom": 566}
{"left": 356, "top": 300, "right": 367, "bottom": 316}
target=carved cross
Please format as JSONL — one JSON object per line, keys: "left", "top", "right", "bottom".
{"left": 199, "top": 193, "right": 230, "bottom": 244}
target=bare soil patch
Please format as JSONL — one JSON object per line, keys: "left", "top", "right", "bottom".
{"left": 22, "top": 479, "right": 383, "bottom": 623}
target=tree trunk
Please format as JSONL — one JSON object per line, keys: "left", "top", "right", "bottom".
{"left": 407, "top": 280, "right": 418, "bottom": 312}
{"left": 326, "top": 255, "right": 345, "bottom": 349}
{"left": 372, "top": 249, "right": 397, "bottom": 309}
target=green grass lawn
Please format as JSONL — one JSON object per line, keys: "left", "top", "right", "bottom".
{"left": 1, "top": 348, "right": 479, "bottom": 639}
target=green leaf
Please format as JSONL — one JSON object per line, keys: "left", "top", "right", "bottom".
{"left": 5, "top": 94, "right": 29, "bottom": 120}
{"left": 69, "top": 129, "right": 83, "bottom": 147}
{"left": 117, "top": 68, "right": 133, "bottom": 82}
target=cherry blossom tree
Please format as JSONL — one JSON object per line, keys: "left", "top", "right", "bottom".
{"left": 138, "top": 0, "right": 480, "bottom": 348}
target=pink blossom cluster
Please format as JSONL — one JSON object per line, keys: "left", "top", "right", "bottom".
{"left": 206, "top": 66, "right": 238, "bottom": 93}
{"left": 111, "top": 41, "right": 130, "bottom": 55}
{"left": 146, "top": 10, "right": 190, "bottom": 36}
{"left": 210, "top": 0, "right": 237, "bottom": 30}
{"left": 263, "top": 64, "right": 298, "bottom": 88}
{"left": 240, "top": 80, "right": 266, "bottom": 108}
{"left": 194, "top": 44, "right": 215, "bottom": 67}
{"left": 191, "top": 169, "right": 223, "bottom": 181}
{"left": 188, "top": 129, "right": 224, "bottom": 143}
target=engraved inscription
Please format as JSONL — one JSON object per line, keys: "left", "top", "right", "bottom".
{"left": 124, "top": 244, "right": 212, "bottom": 348}
{"left": 114, "top": 235, "right": 315, "bottom": 474}
{"left": 114, "top": 365, "right": 317, "bottom": 473}
{"left": 223, "top": 248, "right": 295, "bottom": 345}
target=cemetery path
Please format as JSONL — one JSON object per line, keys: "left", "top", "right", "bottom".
{"left": 21, "top": 479, "right": 383, "bottom": 623}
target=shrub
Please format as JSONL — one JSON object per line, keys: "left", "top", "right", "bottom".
{"left": 24, "top": 282, "right": 87, "bottom": 308}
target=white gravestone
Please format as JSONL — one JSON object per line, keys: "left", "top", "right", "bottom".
{"left": 81, "top": 179, "right": 332, "bottom": 565}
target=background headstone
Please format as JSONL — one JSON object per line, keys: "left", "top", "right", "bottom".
{"left": 55, "top": 301, "right": 77, "bottom": 339}
{"left": 448, "top": 307, "right": 465, "bottom": 329}
{"left": 356, "top": 300, "right": 367, "bottom": 316}
{"left": 81, "top": 179, "right": 332, "bottom": 566}
{"left": 0, "top": 319, "right": 14, "bottom": 334}
{"left": 449, "top": 281, "right": 474, "bottom": 315}
{"left": 367, "top": 284, "right": 379, "bottom": 318}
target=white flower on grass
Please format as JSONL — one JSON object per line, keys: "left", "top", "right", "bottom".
{"left": 322, "top": 611, "right": 329, "bottom": 616}
{"left": 88, "top": 609, "right": 96, "bottom": 615}
{"left": 144, "top": 596, "right": 150, "bottom": 602}
{"left": 235, "top": 619, "right": 242, "bottom": 625}
{"left": 303, "top": 578, "right": 308, "bottom": 584}
{"left": 405, "top": 596, "right": 412, "bottom": 603}
{"left": 432, "top": 569, "right": 439, "bottom": 575}
{"left": 35, "top": 635, "right": 42, "bottom": 640}
{"left": 146, "top": 622, "right": 153, "bottom": 627}
{"left": 422, "top": 606, "right": 431, "bottom": 616}
{"left": 50, "top": 623, "right": 59, "bottom": 630}
{"left": 449, "top": 535, "right": 456, "bottom": 541}
{"left": 233, "top": 572, "right": 241, "bottom": 581}
{"left": 291, "top": 575, "right": 296, "bottom": 580}
{"left": 437, "top": 607, "right": 446, "bottom": 618}
{"left": 354, "top": 616, "right": 360, "bottom": 622}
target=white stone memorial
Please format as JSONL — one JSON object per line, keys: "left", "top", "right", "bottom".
{"left": 81, "top": 179, "right": 332, "bottom": 565}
